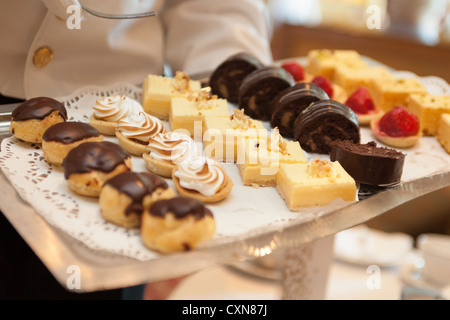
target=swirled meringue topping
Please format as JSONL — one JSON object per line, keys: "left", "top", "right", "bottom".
{"left": 116, "top": 111, "right": 167, "bottom": 142}
{"left": 93, "top": 95, "right": 143, "bottom": 122}
{"left": 174, "top": 156, "right": 227, "bottom": 196}
{"left": 146, "top": 132, "right": 197, "bottom": 164}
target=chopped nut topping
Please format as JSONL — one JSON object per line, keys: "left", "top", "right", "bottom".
{"left": 307, "top": 158, "right": 334, "bottom": 180}
{"left": 230, "top": 109, "right": 253, "bottom": 130}
{"left": 267, "top": 127, "right": 287, "bottom": 154}
{"left": 173, "top": 71, "right": 191, "bottom": 92}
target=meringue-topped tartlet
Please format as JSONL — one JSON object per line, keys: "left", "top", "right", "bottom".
{"left": 142, "top": 131, "right": 198, "bottom": 178}
{"left": 89, "top": 95, "right": 143, "bottom": 135}
{"left": 345, "top": 86, "right": 383, "bottom": 125}
{"left": 115, "top": 111, "right": 167, "bottom": 156}
{"left": 172, "top": 156, "right": 233, "bottom": 203}
{"left": 371, "top": 105, "right": 421, "bottom": 148}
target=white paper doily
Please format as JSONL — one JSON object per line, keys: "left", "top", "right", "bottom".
{"left": 0, "top": 72, "right": 449, "bottom": 262}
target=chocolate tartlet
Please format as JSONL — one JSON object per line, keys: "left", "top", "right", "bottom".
{"left": 238, "top": 66, "right": 295, "bottom": 121}
{"left": 271, "top": 82, "right": 329, "bottom": 138}
{"left": 294, "top": 100, "right": 360, "bottom": 154}
{"left": 330, "top": 140, "right": 406, "bottom": 186}
{"left": 9, "top": 97, "right": 68, "bottom": 143}
{"left": 209, "top": 52, "right": 264, "bottom": 104}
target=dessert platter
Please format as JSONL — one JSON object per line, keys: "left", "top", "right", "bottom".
{"left": 1, "top": 50, "right": 450, "bottom": 292}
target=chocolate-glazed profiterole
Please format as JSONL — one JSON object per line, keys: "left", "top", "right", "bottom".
{"left": 42, "top": 122, "right": 104, "bottom": 166}
{"left": 209, "top": 52, "right": 264, "bottom": 104}
{"left": 63, "top": 141, "right": 132, "bottom": 197}
{"left": 330, "top": 140, "right": 406, "bottom": 186}
{"left": 294, "top": 100, "right": 360, "bottom": 154}
{"left": 271, "top": 82, "right": 329, "bottom": 138}
{"left": 9, "top": 97, "right": 67, "bottom": 143}
{"left": 141, "top": 196, "right": 215, "bottom": 253}
{"left": 238, "top": 66, "right": 294, "bottom": 121}
{"left": 99, "top": 171, "right": 175, "bottom": 228}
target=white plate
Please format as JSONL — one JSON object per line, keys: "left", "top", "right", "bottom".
{"left": 334, "top": 225, "right": 414, "bottom": 267}
{"left": 400, "top": 250, "right": 449, "bottom": 292}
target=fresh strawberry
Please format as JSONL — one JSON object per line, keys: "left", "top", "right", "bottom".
{"left": 378, "top": 105, "right": 420, "bottom": 137}
{"left": 312, "top": 75, "right": 334, "bottom": 98}
{"left": 281, "top": 61, "right": 305, "bottom": 82}
{"left": 345, "top": 86, "right": 376, "bottom": 114}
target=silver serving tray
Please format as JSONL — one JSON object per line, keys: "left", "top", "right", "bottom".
{"left": 1, "top": 64, "right": 449, "bottom": 292}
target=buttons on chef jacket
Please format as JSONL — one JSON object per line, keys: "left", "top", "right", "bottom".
{"left": 33, "top": 46, "right": 54, "bottom": 68}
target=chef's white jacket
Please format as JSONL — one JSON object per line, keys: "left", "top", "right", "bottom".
{"left": 0, "top": 0, "right": 273, "bottom": 99}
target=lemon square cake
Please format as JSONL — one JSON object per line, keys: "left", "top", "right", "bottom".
{"left": 236, "top": 128, "right": 307, "bottom": 187}
{"left": 142, "top": 71, "right": 202, "bottom": 120}
{"left": 203, "top": 109, "right": 266, "bottom": 162}
{"left": 305, "top": 49, "right": 366, "bottom": 81}
{"left": 276, "top": 159, "right": 357, "bottom": 210}
{"left": 406, "top": 93, "right": 450, "bottom": 136}
{"left": 437, "top": 113, "right": 450, "bottom": 154}
{"left": 169, "top": 93, "right": 230, "bottom": 138}
{"left": 368, "top": 77, "right": 428, "bottom": 112}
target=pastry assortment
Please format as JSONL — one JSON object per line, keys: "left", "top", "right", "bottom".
{"left": 7, "top": 48, "right": 450, "bottom": 255}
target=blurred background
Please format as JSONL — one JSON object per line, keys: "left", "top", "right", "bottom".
{"left": 268, "top": 0, "right": 450, "bottom": 83}
{"left": 267, "top": 0, "right": 450, "bottom": 239}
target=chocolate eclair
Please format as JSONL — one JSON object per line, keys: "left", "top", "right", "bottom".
{"left": 209, "top": 52, "right": 264, "bottom": 104}
{"left": 9, "top": 97, "right": 67, "bottom": 143}
{"left": 99, "top": 171, "right": 175, "bottom": 228}
{"left": 141, "top": 196, "right": 216, "bottom": 253}
{"left": 42, "top": 121, "right": 104, "bottom": 166}
{"left": 294, "top": 100, "right": 360, "bottom": 154}
{"left": 238, "top": 66, "right": 295, "bottom": 121}
{"left": 271, "top": 82, "right": 329, "bottom": 138}
{"left": 330, "top": 140, "right": 406, "bottom": 186}
{"left": 62, "top": 141, "right": 132, "bottom": 197}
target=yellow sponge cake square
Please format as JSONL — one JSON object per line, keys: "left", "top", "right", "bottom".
{"left": 306, "top": 49, "right": 366, "bottom": 81}
{"left": 142, "top": 71, "right": 202, "bottom": 120}
{"left": 437, "top": 113, "right": 450, "bottom": 154}
{"left": 406, "top": 93, "right": 450, "bottom": 136}
{"left": 276, "top": 159, "right": 357, "bottom": 210}
{"left": 170, "top": 94, "right": 230, "bottom": 138}
{"left": 236, "top": 129, "right": 307, "bottom": 187}
{"left": 203, "top": 109, "right": 266, "bottom": 162}
{"left": 368, "top": 77, "right": 428, "bottom": 112}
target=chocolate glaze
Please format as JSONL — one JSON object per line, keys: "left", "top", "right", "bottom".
{"left": 238, "top": 66, "right": 294, "bottom": 121}
{"left": 63, "top": 141, "right": 130, "bottom": 179}
{"left": 149, "top": 196, "right": 213, "bottom": 221}
{"left": 271, "top": 82, "right": 329, "bottom": 138}
{"left": 12, "top": 97, "right": 67, "bottom": 121}
{"left": 104, "top": 171, "right": 169, "bottom": 215}
{"left": 43, "top": 121, "right": 101, "bottom": 144}
{"left": 294, "top": 100, "right": 360, "bottom": 154}
{"left": 209, "top": 52, "right": 264, "bottom": 104}
{"left": 330, "top": 140, "right": 406, "bottom": 186}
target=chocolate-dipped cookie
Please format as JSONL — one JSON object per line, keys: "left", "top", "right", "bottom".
{"left": 141, "top": 196, "right": 215, "bottom": 253}
{"left": 9, "top": 97, "right": 67, "bottom": 143}
{"left": 63, "top": 141, "right": 132, "bottom": 197}
{"left": 330, "top": 140, "right": 406, "bottom": 186}
{"left": 99, "top": 171, "right": 175, "bottom": 228}
{"left": 42, "top": 121, "right": 104, "bottom": 166}
{"left": 209, "top": 52, "right": 264, "bottom": 104}
{"left": 294, "top": 100, "right": 360, "bottom": 154}
{"left": 238, "top": 66, "right": 295, "bottom": 121}
{"left": 271, "top": 82, "right": 329, "bottom": 138}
